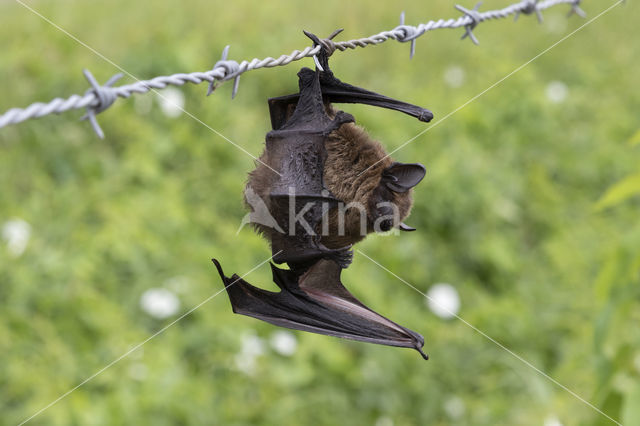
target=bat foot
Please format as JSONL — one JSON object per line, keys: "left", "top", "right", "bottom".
{"left": 333, "top": 110, "right": 355, "bottom": 126}
{"left": 316, "top": 242, "right": 353, "bottom": 268}
{"left": 323, "top": 110, "right": 355, "bottom": 136}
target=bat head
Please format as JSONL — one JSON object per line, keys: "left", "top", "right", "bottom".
{"left": 320, "top": 118, "right": 427, "bottom": 248}
{"left": 368, "top": 162, "right": 426, "bottom": 232}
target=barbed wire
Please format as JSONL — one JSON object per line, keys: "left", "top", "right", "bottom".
{"left": 0, "top": 0, "right": 587, "bottom": 138}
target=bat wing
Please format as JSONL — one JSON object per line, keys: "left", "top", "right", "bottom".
{"left": 263, "top": 58, "right": 356, "bottom": 269}
{"left": 212, "top": 258, "right": 428, "bottom": 360}
{"left": 268, "top": 68, "right": 433, "bottom": 130}
{"left": 223, "top": 38, "right": 429, "bottom": 359}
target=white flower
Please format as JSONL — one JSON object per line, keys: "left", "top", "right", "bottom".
{"left": 545, "top": 14, "right": 568, "bottom": 34}
{"left": 234, "top": 352, "right": 258, "bottom": 375}
{"left": 134, "top": 94, "right": 152, "bottom": 115}
{"left": 2, "top": 219, "right": 31, "bottom": 257}
{"left": 240, "top": 333, "right": 266, "bottom": 357}
{"left": 444, "top": 66, "right": 465, "bottom": 88}
{"left": 374, "top": 416, "right": 394, "bottom": 426}
{"left": 164, "top": 276, "right": 190, "bottom": 294}
{"left": 157, "top": 87, "right": 185, "bottom": 118}
{"left": 544, "top": 416, "right": 563, "bottom": 426}
{"left": 426, "top": 283, "right": 460, "bottom": 319}
{"left": 633, "top": 352, "right": 640, "bottom": 373}
{"left": 128, "top": 362, "right": 148, "bottom": 381}
{"left": 270, "top": 330, "right": 298, "bottom": 356}
{"left": 139, "top": 288, "right": 180, "bottom": 319}
{"left": 235, "top": 332, "right": 266, "bottom": 375}
{"left": 444, "top": 396, "right": 465, "bottom": 419}
{"left": 546, "top": 81, "right": 568, "bottom": 104}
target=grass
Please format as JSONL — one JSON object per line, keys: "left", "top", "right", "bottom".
{"left": 1, "top": 0, "right": 639, "bottom": 425}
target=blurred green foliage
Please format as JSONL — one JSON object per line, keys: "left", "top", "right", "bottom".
{"left": 1, "top": 1, "right": 639, "bottom": 425}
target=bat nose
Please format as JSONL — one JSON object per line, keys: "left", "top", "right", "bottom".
{"left": 379, "top": 219, "right": 393, "bottom": 232}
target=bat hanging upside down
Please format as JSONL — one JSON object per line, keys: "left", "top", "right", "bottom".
{"left": 212, "top": 31, "right": 433, "bottom": 360}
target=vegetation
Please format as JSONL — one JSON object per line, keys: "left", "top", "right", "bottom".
{"left": 1, "top": 0, "right": 638, "bottom": 425}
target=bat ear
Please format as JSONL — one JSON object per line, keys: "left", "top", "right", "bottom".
{"left": 382, "top": 163, "right": 426, "bottom": 193}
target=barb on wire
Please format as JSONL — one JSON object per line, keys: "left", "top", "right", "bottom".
{"left": 568, "top": 0, "right": 587, "bottom": 18}
{"left": 456, "top": 2, "right": 483, "bottom": 45}
{"left": 80, "top": 69, "right": 123, "bottom": 139}
{"left": 515, "top": 0, "right": 544, "bottom": 23}
{"left": 206, "top": 45, "right": 241, "bottom": 99}
{"left": 0, "top": 0, "right": 588, "bottom": 137}
{"left": 307, "top": 28, "right": 343, "bottom": 71}
{"left": 397, "top": 12, "right": 418, "bottom": 59}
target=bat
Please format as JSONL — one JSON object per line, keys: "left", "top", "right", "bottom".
{"left": 213, "top": 31, "right": 433, "bottom": 360}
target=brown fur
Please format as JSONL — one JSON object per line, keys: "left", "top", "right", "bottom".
{"left": 246, "top": 105, "right": 414, "bottom": 249}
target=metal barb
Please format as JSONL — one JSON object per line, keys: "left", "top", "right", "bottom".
{"left": 567, "top": 0, "right": 587, "bottom": 18}
{"left": 80, "top": 69, "right": 123, "bottom": 138}
{"left": 455, "top": 2, "right": 483, "bottom": 45}
{"left": 398, "top": 12, "right": 417, "bottom": 59}
{"left": 207, "top": 45, "right": 241, "bottom": 99}
{"left": 306, "top": 29, "right": 342, "bottom": 72}
{"left": 0, "top": 0, "right": 593, "bottom": 133}
{"left": 515, "top": 0, "right": 543, "bottom": 23}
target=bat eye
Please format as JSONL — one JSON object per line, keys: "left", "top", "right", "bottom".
{"left": 379, "top": 219, "right": 393, "bottom": 232}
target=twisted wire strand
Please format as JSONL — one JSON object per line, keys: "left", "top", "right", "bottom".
{"left": 0, "top": 0, "right": 584, "bottom": 136}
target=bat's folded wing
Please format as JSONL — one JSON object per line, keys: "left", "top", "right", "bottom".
{"left": 212, "top": 258, "right": 428, "bottom": 360}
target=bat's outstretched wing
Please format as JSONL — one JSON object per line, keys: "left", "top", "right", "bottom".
{"left": 212, "top": 258, "right": 428, "bottom": 360}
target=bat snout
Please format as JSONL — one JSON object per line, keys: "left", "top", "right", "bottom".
{"left": 379, "top": 218, "right": 393, "bottom": 232}
{"left": 370, "top": 201, "right": 399, "bottom": 233}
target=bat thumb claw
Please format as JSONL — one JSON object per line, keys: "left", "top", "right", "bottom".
{"left": 211, "top": 258, "right": 226, "bottom": 279}
{"left": 416, "top": 346, "right": 429, "bottom": 360}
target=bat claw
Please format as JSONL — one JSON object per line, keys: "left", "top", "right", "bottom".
{"left": 316, "top": 242, "right": 353, "bottom": 268}
{"left": 417, "top": 347, "right": 429, "bottom": 360}
{"left": 323, "top": 111, "right": 355, "bottom": 135}
{"left": 331, "top": 249, "right": 353, "bottom": 269}
{"left": 211, "top": 258, "right": 225, "bottom": 277}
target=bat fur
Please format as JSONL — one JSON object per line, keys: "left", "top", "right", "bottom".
{"left": 213, "top": 32, "right": 433, "bottom": 360}
{"left": 247, "top": 105, "right": 414, "bottom": 250}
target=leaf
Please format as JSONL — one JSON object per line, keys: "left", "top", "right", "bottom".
{"left": 629, "top": 129, "right": 640, "bottom": 147}
{"left": 622, "top": 383, "right": 640, "bottom": 426}
{"left": 595, "top": 172, "right": 640, "bottom": 211}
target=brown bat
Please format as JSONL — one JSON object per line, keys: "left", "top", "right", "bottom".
{"left": 213, "top": 32, "right": 432, "bottom": 359}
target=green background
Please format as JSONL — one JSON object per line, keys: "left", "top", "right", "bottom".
{"left": 1, "top": 0, "right": 638, "bottom": 425}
